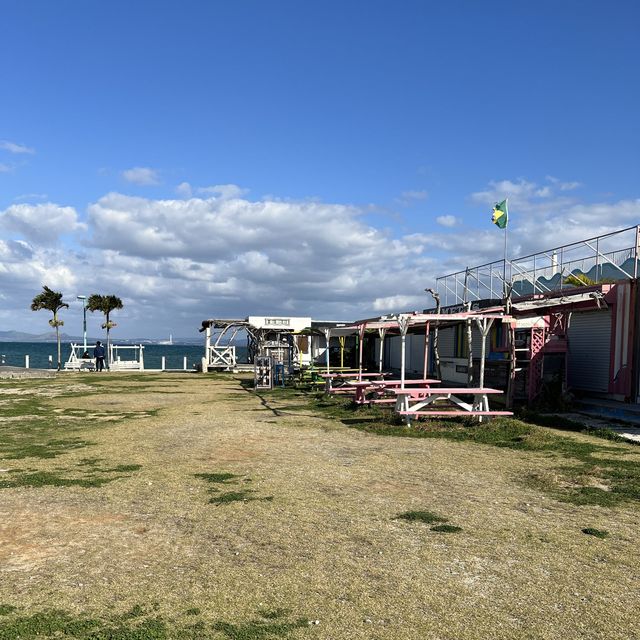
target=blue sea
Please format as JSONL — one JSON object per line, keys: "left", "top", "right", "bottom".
{"left": 0, "top": 342, "right": 249, "bottom": 370}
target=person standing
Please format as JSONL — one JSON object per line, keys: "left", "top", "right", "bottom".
{"left": 94, "top": 340, "right": 106, "bottom": 372}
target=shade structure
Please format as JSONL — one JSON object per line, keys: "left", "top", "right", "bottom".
{"left": 350, "top": 308, "right": 513, "bottom": 387}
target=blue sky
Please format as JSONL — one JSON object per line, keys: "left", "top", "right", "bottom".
{"left": 1, "top": 1, "right": 639, "bottom": 337}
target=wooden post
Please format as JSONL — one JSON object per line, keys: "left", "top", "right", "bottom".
{"left": 358, "top": 324, "right": 366, "bottom": 381}
{"left": 426, "top": 289, "right": 442, "bottom": 379}
{"left": 161, "top": 356, "right": 166, "bottom": 371}
{"left": 466, "top": 318, "right": 473, "bottom": 385}
{"left": 139, "top": 345, "right": 144, "bottom": 370}
{"left": 397, "top": 315, "right": 410, "bottom": 389}
{"left": 25, "top": 355, "right": 29, "bottom": 369}
{"left": 378, "top": 327, "right": 387, "bottom": 373}
{"left": 323, "top": 328, "right": 331, "bottom": 374}
{"left": 204, "top": 326, "right": 211, "bottom": 368}
{"left": 507, "top": 321, "right": 516, "bottom": 409}
{"left": 463, "top": 272, "right": 473, "bottom": 385}
{"left": 183, "top": 356, "right": 187, "bottom": 370}
{"left": 474, "top": 317, "right": 495, "bottom": 401}
{"left": 339, "top": 336, "right": 345, "bottom": 368}
{"left": 422, "top": 321, "right": 430, "bottom": 379}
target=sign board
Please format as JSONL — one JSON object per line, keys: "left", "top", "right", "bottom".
{"left": 247, "top": 316, "right": 312, "bottom": 332}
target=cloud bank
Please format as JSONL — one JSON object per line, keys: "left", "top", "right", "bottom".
{"left": 0, "top": 178, "right": 638, "bottom": 337}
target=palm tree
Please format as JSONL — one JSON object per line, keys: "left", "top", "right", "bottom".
{"left": 31, "top": 286, "right": 69, "bottom": 370}
{"left": 87, "top": 294, "right": 123, "bottom": 369}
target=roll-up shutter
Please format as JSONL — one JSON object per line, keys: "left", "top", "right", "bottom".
{"left": 438, "top": 327, "right": 456, "bottom": 358}
{"left": 568, "top": 310, "right": 612, "bottom": 392}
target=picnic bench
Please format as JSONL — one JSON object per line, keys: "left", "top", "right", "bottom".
{"left": 393, "top": 387, "right": 513, "bottom": 424}
{"left": 320, "top": 371, "right": 387, "bottom": 394}
{"left": 347, "top": 379, "right": 441, "bottom": 405}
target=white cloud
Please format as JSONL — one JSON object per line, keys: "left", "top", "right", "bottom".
{"left": 471, "top": 179, "right": 545, "bottom": 208}
{"left": 0, "top": 203, "right": 86, "bottom": 244}
{"left": 197, "top": 184, "right": 247, "bottom": 198}
{"left": 436, "top": 215, "right": 458, "bottom": 227}
{"left": 176, "top": 182, "right": 247, "bottom": 199}
{"left": 13, "top": 193, "right": 48, "bottom": 202}
{"left": 372, "top": 294, "right": 426, "bottom": 311}
{"left": 397, "top": 189, "right": 428, "bottom": 205}
{"left": 402, "top": 189, "right": 427, "bottom": 200}
{"left": 559, "top": 181, "right": 581, "bottom": 191}
{"left": 121, "top": 167, "right": 161, "bottom": 186}
{"left": 0, "top": 140, "right": 35, "bottom": 154}
{"left": 78, "top": 191, "right": 439, "bottom": 327}
{"left": 0, "top": 163, "right": 13, "bottom": 173}
{"left": 175, "top": 182, "right": 193, "bottom": 198}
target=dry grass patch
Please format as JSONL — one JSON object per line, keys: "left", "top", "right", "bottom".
{"left": 0, "top": 374, "right": 638, "bottom": 639}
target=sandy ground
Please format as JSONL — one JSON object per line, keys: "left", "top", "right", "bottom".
{"left": 0, "top": 373, "right": 638, "bottom": 639}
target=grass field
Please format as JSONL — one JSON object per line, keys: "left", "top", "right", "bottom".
{"left": 0, "top": 373, "right": 638, "bottom": 639}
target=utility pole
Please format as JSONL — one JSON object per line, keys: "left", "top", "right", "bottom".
{"left": 77, "top": 295, "right": 87, "bottom": 353}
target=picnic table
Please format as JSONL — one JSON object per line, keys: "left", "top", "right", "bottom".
{"left": 320, "top": 371, "right": 387, "bottom": 393}
{"left": 347, "top": 378, "right": 441, "bottom": 405}
{"left": 393, "top": 387, "right": 513, "bottom": 424}
{"left": 297, "top": 367, "right": 360, "bottom": 387}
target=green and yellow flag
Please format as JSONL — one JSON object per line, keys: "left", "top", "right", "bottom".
{"left": 491, "top": 199, "right": 508, "bottom": 229}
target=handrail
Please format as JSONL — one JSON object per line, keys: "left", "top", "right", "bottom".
{"left": 434, "top": 225, "right": 639, "bottom": 306}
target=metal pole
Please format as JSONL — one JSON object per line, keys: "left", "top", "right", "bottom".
{"left": 463, "top": 268, "right": 469, "bottom": 305}
{"left": 479, "top": 320, "right": 487, "bottom": 402}
{"left": 82, "top": 302, "right": 87, "bottom": 352}
{"left": 423, "top": 321, "right": 430, "bottom": 379}
{"left": 77, "top": 295, "right": 87, "bottom": 353}
{"left": 635, "top": 225, "right": 640, "bottom": 279}
{"left": 503, "top": 221, "right": 508, "bottom": 298}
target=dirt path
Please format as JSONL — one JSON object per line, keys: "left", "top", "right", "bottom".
{"left": 0, "top": 374, "right": 638, "bottom": 639}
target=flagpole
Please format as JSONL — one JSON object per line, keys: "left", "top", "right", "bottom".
{"left": 503, "top": 223, "right": 508, "bottom": 297}
{"left": 502, "top": 198, "right": 509, "bottom": 299}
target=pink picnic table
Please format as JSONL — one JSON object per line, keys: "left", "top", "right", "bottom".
{"left": 347, "top": 379, "right": 441, "bottom": 405}
{"left": 392, "top": 387, "right": 513, "bottom": 424}
{"left": 320, "top": 371, "right": 387, "bottom": 393}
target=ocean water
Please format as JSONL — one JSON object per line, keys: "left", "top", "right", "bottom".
{"left": 0, "top": 342, "right": 249, "bottom": 370}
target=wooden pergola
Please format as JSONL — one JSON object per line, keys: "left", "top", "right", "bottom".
{"left": 352, "top": 308, "right": 514, "bottom": 389}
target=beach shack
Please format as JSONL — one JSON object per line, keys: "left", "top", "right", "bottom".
{"left": 392, "top": 224, "right": 640, "bottom": 408}
{"left": 199, "top": 315, "right": 312, "bottom": 372}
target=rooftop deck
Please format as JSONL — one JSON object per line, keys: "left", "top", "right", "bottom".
{"left": 435, "top": 225, "right": 640, "bottom": 307}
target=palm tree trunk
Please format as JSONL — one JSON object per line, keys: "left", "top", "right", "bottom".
{"left": 105, "top": 312, "right": 110, "bottom": 370}
{"left": 55, "top": 312, "right": 61, "bottom": 371}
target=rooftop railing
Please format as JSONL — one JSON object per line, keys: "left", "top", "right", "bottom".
{"left": 435, "top": 225, "right": 640, "bottom": 307}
